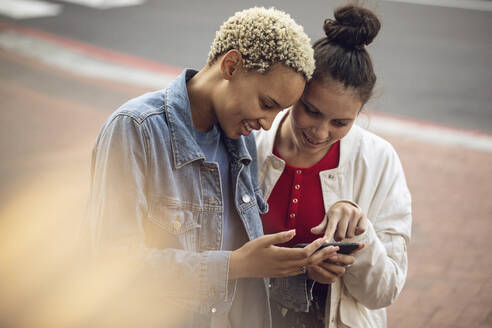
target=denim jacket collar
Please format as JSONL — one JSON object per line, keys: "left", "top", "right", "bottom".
{"left": 164, "top": 69, "right": 251, "bottom": 169}
{"left": 224, "top": 137, "right": 252, "bottom": 166}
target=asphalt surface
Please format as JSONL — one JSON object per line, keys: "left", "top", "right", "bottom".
{"left": 0, "top": 1, "right": 492, "bottom": 327}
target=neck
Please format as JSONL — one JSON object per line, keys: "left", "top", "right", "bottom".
{"left": 186, "top": 66, "right": 219, "bottom": 132}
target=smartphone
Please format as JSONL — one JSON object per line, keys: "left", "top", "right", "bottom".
{"left": 294, "top": 242, "right": 359, "bottom": 255}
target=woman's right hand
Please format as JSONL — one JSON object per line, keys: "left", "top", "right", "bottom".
{"left": 229, "top": 230, "right": 338, "bottom": 279}
{"left": 307, "top": 253, "right": 355, "bottom": 284}
{"left": 306, "top": 243, "right": 364, "bottom": 284}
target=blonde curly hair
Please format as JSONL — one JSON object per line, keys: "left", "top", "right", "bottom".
{"left": 208, "top": 7, "right": 315, "bottom": 80}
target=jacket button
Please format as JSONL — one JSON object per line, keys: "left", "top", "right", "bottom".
{"left": 328, "top": 174, "right": 335, "bottom": 179}
{"left": 172, "top": 220, "right": 181, "bottom": 232}
{"left": 272, "top": 160, "right": 281, "bottom": 170}
{"left": 242, "top": 194, "right": 251, "bottom": 203}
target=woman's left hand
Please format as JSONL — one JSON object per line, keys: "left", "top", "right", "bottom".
{"left": 307, "top": 253, "right": 355, "bottom": 284}
{"left": 311, "top": 201, "right": 369, "bottom": 242}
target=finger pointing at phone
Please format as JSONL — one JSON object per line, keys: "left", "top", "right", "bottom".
{"left": 311, "top": 201, "right": 368, "bottom": 241}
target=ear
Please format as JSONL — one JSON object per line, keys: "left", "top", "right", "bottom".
{"left": 220, "top": 50, "right": 243, "bottom": 80}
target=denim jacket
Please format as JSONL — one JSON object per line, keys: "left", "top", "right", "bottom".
{"left": 82, "top": 69, "right": 270, "bottom": 327}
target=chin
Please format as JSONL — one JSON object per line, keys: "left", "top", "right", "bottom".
{"left": 227, "top": 131, "right": 242, "bottom": 140}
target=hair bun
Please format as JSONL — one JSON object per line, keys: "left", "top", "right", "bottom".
{"left": 323, "top": 4, "right": 381, "bottom": 49}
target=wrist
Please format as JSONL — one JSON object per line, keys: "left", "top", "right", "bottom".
{"left": 334, "top": 200, "right": 359, "bottom": 209}
{"left": 229, "top": 249, "right": 244, "bottom": 280}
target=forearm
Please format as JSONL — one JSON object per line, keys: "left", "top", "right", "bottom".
{"left": 342, "top": 222, "right": 408, "bottom": 309}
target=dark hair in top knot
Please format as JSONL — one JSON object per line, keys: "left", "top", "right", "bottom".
{"left": 323, "top": 5, "right": 380, "bottom": 50}
{"left": 312, "top": 4, "right": 381, "bottom": 104}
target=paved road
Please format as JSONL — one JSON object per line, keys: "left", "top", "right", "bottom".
{"left": 1, "top": 0, "right": 491, "bottom": 132}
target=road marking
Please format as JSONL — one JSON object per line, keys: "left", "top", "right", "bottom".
{"left": 359, "top": 111, "right": 492, "bottom": 153}
{"left": 58, "top": 0, "right": 145, "bottom": 9}
{"left": 0, "top": 27, "right": 176, "bottom": 89}
{"left": 384, "top": 0, "right": 492, "bottom": 12}
{"left": 1, "top": 23, "right": 491, "bottom": 153}
{"left": 0, "top": 0, "right": 62, "bottom": 19}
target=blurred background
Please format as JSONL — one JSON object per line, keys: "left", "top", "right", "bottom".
{"left": 0, "top": 0, "right": 491, "bottom": 327}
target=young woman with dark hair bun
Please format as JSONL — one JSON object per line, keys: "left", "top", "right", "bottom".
{"left": 255, "top": 4, "right": 412, "bottom": 327}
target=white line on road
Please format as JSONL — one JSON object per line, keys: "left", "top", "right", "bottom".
{"left": 0, "top": 30, "right": 175, "bottom": 89}
{"left": 0, "top": 0, "right": 62, "bottom": 19}
{"left": 359, "top": 113, "right": 492, "bottom": 153}
{"left": 384, "top": 0, "right": 492, "bottom": 12}
{"left": 57, "top": 0, "right": 145, "bottom": 9}
{"left": 1, "top": 27, "right": 491, "bottom": 153}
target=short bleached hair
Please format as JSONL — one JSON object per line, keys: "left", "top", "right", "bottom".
{"left": 208, "top": 7, "right": 315, "bottom": 80}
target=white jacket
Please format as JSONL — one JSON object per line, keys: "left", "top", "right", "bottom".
{"left": 254, "top": 110, "right": 412, "bottom": 328}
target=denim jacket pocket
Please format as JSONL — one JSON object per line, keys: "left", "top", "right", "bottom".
{"left": 145, "top": 197, "right": 201, "bottom": 250}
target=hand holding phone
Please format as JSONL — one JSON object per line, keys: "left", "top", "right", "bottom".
{"left": 294, "top": 242, "right": 360, "bottom": 255}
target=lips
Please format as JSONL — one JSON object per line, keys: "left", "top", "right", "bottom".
{"left": 242, "top": 120, "right": 253, "bottom": 132}
{"left": 303, "top": 131, "right": 329, "bottom": 146}
{"left": 239, "top": 120, "right": 253, "bottom": 136}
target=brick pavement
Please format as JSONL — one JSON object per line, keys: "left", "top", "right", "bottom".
{"left": 384, "top": 135, "right": 492, "bottom": 328}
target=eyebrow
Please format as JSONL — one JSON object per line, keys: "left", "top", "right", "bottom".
{"left": 303, "top": 98, "right": 355, "bottom": 121}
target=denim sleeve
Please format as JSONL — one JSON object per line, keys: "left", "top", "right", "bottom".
{"left": 81, "top": 114, "right": 235, "bottom": 315}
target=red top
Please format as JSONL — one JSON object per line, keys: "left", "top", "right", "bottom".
{"left": 261, "top": 140, "right": 340, "bottom": 248}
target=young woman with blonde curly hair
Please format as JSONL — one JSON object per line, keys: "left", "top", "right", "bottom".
{"left": 83, "top": 7, "right": 341, "bottom": 328}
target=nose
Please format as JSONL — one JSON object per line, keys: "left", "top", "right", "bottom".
{"left": 258, "top": 110, "right": 281, "bottom": 131}
{"left": 311, "top": 120, "right": 331, "bottom": 140}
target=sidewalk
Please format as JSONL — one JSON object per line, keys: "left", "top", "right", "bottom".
{"left": 385, "top": 135, "right": 492, "bottom": 327}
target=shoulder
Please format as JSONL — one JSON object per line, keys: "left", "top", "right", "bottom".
{"left": 352, "top": 125, "right": 400, "bottom": 162}
{"left": 343, "top": 125, "right": 405, "bottom": 179}
{"left": 110, "top": 90, "right": 166, "bottom": 125}
{"left": 97, "top": 90, "right": 170, "bottom": 147}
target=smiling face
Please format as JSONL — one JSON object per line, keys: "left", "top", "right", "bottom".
{"left": 214, "top": 61, "right": 306, "bottom": 139}
{"left": 286, "top": 79, "right": 362, "bottom": 162}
